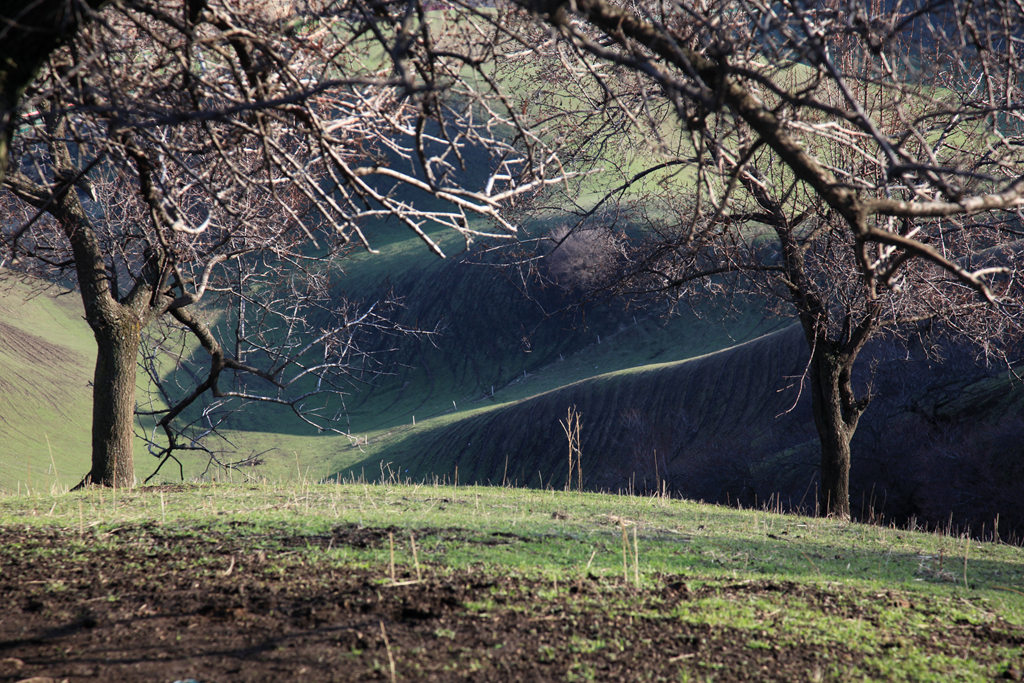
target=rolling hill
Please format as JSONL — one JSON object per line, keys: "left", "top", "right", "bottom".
{"left": 338, "top": 323, "right": 813, "bottom": 493}
{"left": 0, "top": 275, "right": 93, "bottom": 492}
{"left": 2, "top": 222, "right": 1024, "bottom": 539}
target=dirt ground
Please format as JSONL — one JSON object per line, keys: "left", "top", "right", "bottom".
{"left": 1, "top": 523, "right": 1021, "bottom": 682}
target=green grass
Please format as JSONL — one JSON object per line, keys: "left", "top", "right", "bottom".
{"left": 1, "top": 482, "right": 1022, "bottom": 679}
{"left": 0, "top": 277, "right": 94, "bottom": 492}
{"left": 0, "top": 274, "right": 216, "bottom": 492}
{"left": 332, "top": 320, "right": 806, "bottom": 487}
{"left": 5, "top": 482, "right": 1014, "bottom": 597}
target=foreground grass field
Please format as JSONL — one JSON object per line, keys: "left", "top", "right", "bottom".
{"left": 1, "top": 483, "right": 1021, "bottom": 681}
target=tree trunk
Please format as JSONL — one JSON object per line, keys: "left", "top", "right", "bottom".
{"left": 808, "top": 348, "right": 856, "bottom": 519}
{"left": 815, "top": 405, "right": 853, "bottom": 519}
{"left": 86, "top": 309, "right": 142, "bottom": 488}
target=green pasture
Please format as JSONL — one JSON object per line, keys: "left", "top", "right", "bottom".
{"left": 0, "top": 278, "right": 95, "bottom": 492}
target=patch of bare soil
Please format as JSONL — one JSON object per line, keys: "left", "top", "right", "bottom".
{"left": 0, "top": 524, "right": 1019, "bottom": 682}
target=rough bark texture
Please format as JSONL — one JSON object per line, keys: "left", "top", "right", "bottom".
{"left": 89, "top": 311, "right": 142, "bottom": 487}
{"left": 54, "top": 176, "right": 152, "bottom": 488}
{"left": 809, "top": 350, "right": 855, "bottom": 519}
{"left": 7, "top": 155, "right": 156, "bottom": 488}
{"left": 769, "top": 189, "right": 863, "bottom": 520}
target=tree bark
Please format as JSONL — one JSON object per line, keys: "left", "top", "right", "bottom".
{"left": 808, "top": 346, "right": 856, "bottom": 519}
{"left": 763, "top": 186, "right": 863, "bottom": 520}
{"left": 6, "top": 162, "right": 156, "bottom": 489}
{"left": 56, "top": 195, "right": 149, "bottom": 489}
{"left": 87, "top": 309, "right": 142, "bottom": 487}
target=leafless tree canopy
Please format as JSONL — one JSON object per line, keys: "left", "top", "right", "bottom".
{"left": 0, "top": 0, "right": 568, "bottom": 484}
{"left": 479, "top": 0, "right": 1024, "bottom": 516}
{"left": 503, "top": 0, "right": 1024, "bottom": 286}
{"left": 2, "top": 0, "right": 1022, "bottom": 504}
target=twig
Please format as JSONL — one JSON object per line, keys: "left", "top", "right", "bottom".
{"left": 389, "top": 531, "right": 395, "bottom": 581}
{"left": 379, "top": 620, "right": 397, "bottom": 683}
{"left": 410, "top": 532, "right": 422, "bottom": 582}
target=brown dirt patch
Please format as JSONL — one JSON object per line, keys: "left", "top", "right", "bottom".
{"left": 0, "top": 524, "right": 1019, "bottom": 682}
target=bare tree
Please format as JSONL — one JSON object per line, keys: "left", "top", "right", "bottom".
{"left": 1, "top": 0, "right": 566, "bottom": 487}
{"left": 494, "top": 0, "right": 1024, "bottom": 517}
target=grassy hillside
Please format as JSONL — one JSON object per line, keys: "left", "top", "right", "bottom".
{"left": 0, "top": 276, "right": 94, "bottom": 492}
{"left": 5, "top": 259, "right": 1023, "bottom": 543}
{"left": 335, "top": 323, "right": 811, "bottom": 492}
{"left": 1, "top": 482, "right": 1021, "bottom": 680}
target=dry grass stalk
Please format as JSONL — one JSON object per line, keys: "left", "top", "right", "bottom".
{"left": 410, "top": 532, "right": 422, "bottom": 582}
{"left": 379, "top": 620, "right": 397, "bottom": 683}
{"left": 963, "top": 537, "right": 970, "bottom": 589}
{"left": 389, "top": 531, "right": 396, "bottom": 581}
{"left": 560, "top": 405, "right": 583, "bottom": 492}
{"left": 45, "top": 435, "right": 58, "bottom": 482}
{"left": 621, "top": 521, "right": 629, "bottom": 583}
{"left": 633, "top": 526, "right": 640, "bottom": 588}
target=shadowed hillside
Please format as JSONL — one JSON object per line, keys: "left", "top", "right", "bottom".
{"left": 340, "top": 320, "right": 1024, "bottom": 539}
{"left": 340, "top": 324, "right": 815, "bottom": 492}
{"left": 199, "top": 218, "right": 782, "bottom": 437}
{"left": 338, "top": 248, "right": 783, "bottom": 432}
